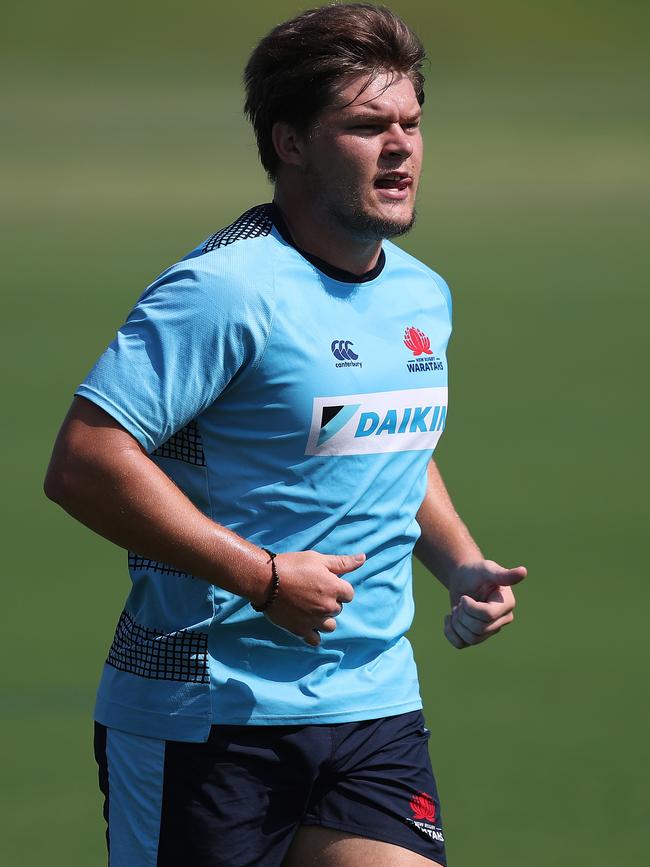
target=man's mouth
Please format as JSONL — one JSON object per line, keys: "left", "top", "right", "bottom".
{"left": 373, "top": 173, "right": 413, "bottom": 201}
{"left": 374, "top": 173, "right": 412, "bottom": 192}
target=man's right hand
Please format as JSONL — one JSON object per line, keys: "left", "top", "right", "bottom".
{"left": 259, "top": 551, "right": 365, "bottom": 646}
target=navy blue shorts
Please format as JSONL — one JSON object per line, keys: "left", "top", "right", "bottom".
{"left": 94, "top": 710, "right": 446, "bottom": 866}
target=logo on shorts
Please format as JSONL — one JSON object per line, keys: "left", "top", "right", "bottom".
{"left": 410, "top": 792, "right": 436, "bottom": 823}
{"left": 331, "top": 339, "right": 362, "bottom": 368}
{"left": 405, "top": 791, "right": 445, "bottom": 844}
{"left": 403, "top": 327, "right": 444, "bottom": 373}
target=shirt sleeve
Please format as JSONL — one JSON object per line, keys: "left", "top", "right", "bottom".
{"left": 76, "top": 258, "right": 274, "bottom": 451}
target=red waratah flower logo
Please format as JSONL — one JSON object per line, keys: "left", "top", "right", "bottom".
{"left": 404, "top": 326, "right": 433, "bottom": 356}
{"left": 410, "top": 791, "right": 436, "bottom": 823}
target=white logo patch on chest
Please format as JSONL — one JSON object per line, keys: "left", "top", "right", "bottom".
{"left": 305, "top": 387, "right": 448, "bottom": 456}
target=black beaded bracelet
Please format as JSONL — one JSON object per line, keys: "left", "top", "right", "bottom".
{"left": 251, "top": 548, "right": 280, "bottom": 612}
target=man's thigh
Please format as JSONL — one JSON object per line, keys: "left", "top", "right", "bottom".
{"left": 283, "top": 826, "right": 444, "bottom": 866}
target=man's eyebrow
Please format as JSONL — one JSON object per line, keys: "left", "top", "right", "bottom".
{"left": 344, "top": 110, "right": 422, "bottom": 124}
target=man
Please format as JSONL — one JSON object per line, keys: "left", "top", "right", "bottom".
{"left": 45, "top": 5, "right": 526, "bottom": 865}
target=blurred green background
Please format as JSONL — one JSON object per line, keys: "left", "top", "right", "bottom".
{"left": 2, "top": 1, "right": 648, "bottom": 864}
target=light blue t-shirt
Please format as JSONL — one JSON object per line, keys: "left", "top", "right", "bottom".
{"left": 77, "top": 204, "right": 452, "bottom": 742}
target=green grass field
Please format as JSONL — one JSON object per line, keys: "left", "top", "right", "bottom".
{"left": 2, "top": 1, "right": 648, "bottom": 864}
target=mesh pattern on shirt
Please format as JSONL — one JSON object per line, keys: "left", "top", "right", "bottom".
{"left": 152, "top": 421, "right": 206, "bottom": 466}
{"left": 106, "top": 610, "right": 210, "bottom": 683}
{"left": 128, "top": 552, "right": 191, "bottom": 578}
{"left": 202, "top": 204, "right": 273, "bottom": 253}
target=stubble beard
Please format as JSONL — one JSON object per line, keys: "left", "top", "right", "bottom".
{"left": 307, "top": 168, "right": 417, "bottom": 242}
{"left": 329, "top": 200, "right": 417, "bottom": 242}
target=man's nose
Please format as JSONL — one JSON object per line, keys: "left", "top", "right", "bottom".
{"left": 382, "top": 124, "right": 414, "bottom": 158}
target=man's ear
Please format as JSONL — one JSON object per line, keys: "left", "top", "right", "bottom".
{"left": 271, "top": 122, "right": 307, "bottom": 168}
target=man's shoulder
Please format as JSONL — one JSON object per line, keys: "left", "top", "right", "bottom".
{"left": 128, "top": 205, "right": 279, "bottom": 327}
{"left": 192, "top": 203, "right": 276, "bottom": 262}
{"left": 181, "top": 203, "right": 279, "bottom": 274}
{"left": 384, "top": 240, "right": 452, "bottom": 317}
{"left": 142, "top": 204, "right": 278, "bottom": 302}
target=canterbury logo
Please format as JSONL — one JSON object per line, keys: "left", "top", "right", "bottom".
{"left": 331, "top": 340, "right": 358, "bottom": 362}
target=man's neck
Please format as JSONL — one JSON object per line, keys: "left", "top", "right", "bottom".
{"left": 273, "top": 188, "right": 383, "bottom": 277}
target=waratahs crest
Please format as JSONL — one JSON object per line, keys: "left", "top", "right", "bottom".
{"left": 410, "top": 791, "right": 436, "bottom": 822}
{"left": 404, "top": 326, "right": 433, "bottom": 356}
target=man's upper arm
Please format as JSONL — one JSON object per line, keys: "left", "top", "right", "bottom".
{"left": 44, "top": 396, "right": 145, "bottom": 501}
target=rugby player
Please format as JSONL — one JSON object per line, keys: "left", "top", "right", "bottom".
{"left": 45, "top": 5, "right": 526, "bottom": 865}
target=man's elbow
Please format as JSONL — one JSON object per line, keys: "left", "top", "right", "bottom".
{"left": 43, "top": 454, "right": 77, "bottom": 507}
{"left": 43, "top": 438, "right": 94, "bottom": 510}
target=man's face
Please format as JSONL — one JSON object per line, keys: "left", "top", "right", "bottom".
{"left": 299, "top": 71, "right": 423, "bottom": 242}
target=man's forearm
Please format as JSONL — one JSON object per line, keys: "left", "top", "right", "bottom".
{"left": 414, "top": 460, "right": 482, "bottom": 588}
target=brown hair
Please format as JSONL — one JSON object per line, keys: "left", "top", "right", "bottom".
{"left": 244, "top": 4, "right": 426, "bottom": 179}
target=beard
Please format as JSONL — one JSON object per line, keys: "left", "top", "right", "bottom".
{"left": 328, "top": 200, "right": 417, "bottom": 241}
{"left": 305, "top": 165, "right": 417, "bottom": 242}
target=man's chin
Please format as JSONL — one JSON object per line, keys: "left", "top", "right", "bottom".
{"left": 336, "top": 203, "right": 417, "bottom": 241}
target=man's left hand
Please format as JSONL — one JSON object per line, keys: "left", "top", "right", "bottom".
{"left": 443, "top": 560, "right": 527, "bottom": 649}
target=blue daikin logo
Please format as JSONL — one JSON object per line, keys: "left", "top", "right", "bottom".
{"left": 355, "top": 405, "right": 446, "bottom": 438}
{"left": 306, "top": 387, "right": 448, "bottom": 457}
